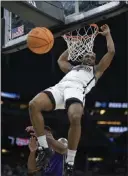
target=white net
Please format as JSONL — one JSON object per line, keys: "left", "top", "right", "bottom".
{"left": 63, "top": 24, "right": 99, "bottom": 62}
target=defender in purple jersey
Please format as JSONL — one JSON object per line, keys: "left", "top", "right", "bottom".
{"left": 26, "top": 126, "right": 68, "bottom": 176}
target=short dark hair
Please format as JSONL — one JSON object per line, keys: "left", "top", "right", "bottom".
{"left": 44, "top": 126, "right": 56, "bottom": 137}
{"left": 44, "top": 126, "right": 52, "bottom": 132}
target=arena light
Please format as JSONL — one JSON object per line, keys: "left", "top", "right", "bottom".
{"left": 90, "top": 110, "right": 94, "bottom": 115}
{"left": 109, "top": 126, "right": 128, "bottom": 133}
{"left": 108, "top": 102, "right": 128, "bottom": 108}
{"left": 95, "top": 101, "right": 128, "bottom": 108}
{"left": 2, "top": 149, "right": 9, "bottom": 153}
{"left": 95, "top": 101, "right": 107, "bottom": 108}
{"left": 100, "top": 109, "right": 106, "bottom": 115}
{"left": 124, "top": 110, "right": 128, "bottom": 115}
{"left": 16, "top": 137, "right": 29, "bottom": 146}
{"left": 88, "top": 157, "right": 103, "bottom": 161}
{"left": 97, "top": 121, "right": 121, "bottom": 125}
{"left": 20, "top": 104, "right": 28, "bottom": 109}
{"left": 1, "top": 91, "right": 20, "bottom": 99}
{"left": 8, "top": 136, "right": 15, "bottom": 145}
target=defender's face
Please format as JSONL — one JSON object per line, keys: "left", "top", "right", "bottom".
{"left": 82, "top": 52, "right": 96, "bottom": 66}
{"left": 44, "top": 129, "right": 51, "bottom": 135}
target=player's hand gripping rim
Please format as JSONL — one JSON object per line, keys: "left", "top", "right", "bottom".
{"left": 99, "top": 24, "right": 110, "bottom": 36}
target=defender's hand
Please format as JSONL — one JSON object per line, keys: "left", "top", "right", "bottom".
{"left": 25, "top": 126, "right": 34, "bottom": 132}
{"left": 29, "top": 137, "right": 38, "bottom": 152}
{"left": 46, "top": 133, "right": 54, "bottom": 140}
{"left": 99, "top": 24, "right": 110, "bottom": 36}
{"left": 26, "top": 126, "right": 37, "bottom": 137}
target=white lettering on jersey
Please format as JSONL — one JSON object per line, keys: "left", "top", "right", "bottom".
{"left": 61, "top": 65, "right": 95, "bottom": 90}
{"left": 84, "top": 66, "right": 92, "bottom": 72}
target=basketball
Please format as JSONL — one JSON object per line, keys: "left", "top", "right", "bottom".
{"left": 27, "top": 27, "right": 54, "bottom": 54}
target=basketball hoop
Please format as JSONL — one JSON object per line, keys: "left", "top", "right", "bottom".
{"left": 63, "top": 24, "right": 99, "bottom": 62}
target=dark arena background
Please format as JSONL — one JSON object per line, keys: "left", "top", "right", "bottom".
{"left": 1, "top": 1, "right": 128, "bottom": 176}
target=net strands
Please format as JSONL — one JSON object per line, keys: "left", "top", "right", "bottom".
{"left": 63, "top": 24, "right": 98, "bottom": 62}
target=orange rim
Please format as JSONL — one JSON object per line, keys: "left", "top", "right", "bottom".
{"left": 63, "top": 23, "right": 99, "bottom": 39}
{"left": 90, "top": 23, "right": 99, "bottom": 34}
{"left": 90, "top": 23, "right": 99, "bottom": 29}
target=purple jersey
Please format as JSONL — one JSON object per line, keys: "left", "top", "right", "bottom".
{"left": 44, "top": 152, "right": 64, "bottom": 176}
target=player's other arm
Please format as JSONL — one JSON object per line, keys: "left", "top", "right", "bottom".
{"left": 27, "top": 137, "right": 41, "bottom": 176}
{"left": 95, "top": 24, "right": 115, "bottom": 79}
{"left": 57, "top": 49, "right": 73, "bottom": 73}
{"left": 47, "top": 138, "right": 67, "bottom": 154}
{"left": 28, "top": 152, "right": 39, "bottom": 174}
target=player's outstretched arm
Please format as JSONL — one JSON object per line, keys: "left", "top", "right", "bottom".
{"left": 95, "top": 24, "right": 115, "bottom": 79}
{"left": 58, "top": 49, "right": 73, "bottom": 73}
{"left": 27, "top": 137, "right": 40, "bottom": 175}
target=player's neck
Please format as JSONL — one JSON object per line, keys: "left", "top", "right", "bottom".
{"left": 81, "top": 63, "right": 93, "bottom": 67}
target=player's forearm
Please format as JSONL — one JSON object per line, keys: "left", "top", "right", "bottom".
{"left": 58, "top": 61, "right": 73, "bottom": 73}
{"left": 58, "top": 49, "right": 73, "bottom": 73}
{"left": 106, "top": 33, "right": 115, "bottom": 54}
{"left": 28, "top": 152, "right": 38, "bottom": 173}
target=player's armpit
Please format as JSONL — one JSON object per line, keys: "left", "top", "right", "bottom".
{"left": 58, "top": 49, "right": 73, "bottom": 73}
{"left": 95, "top": 51, "right": 115, "bottom": 79}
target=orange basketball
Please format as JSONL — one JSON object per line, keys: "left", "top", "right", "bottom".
{"left": 27, "top": 27, "right": 54, "bottom": 54}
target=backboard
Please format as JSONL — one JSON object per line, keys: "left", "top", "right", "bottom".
{"left": 1, "top": 1, "right": 128, "bottom": 53}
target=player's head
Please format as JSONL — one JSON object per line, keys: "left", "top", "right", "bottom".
{"left": 82, "top": 52, "right": 96, "bottom": 66}
{"left": 58, "top": 138, "right": 68, "bottom": 147}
